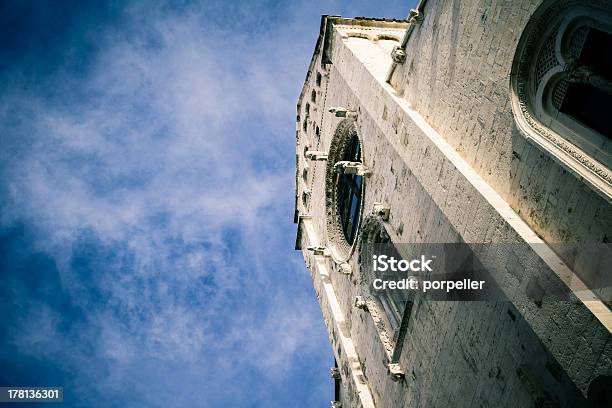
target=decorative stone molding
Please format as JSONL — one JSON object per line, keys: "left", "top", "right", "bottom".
{"left": 371, "top": 202, "right": 390, "bottom": 221}
{"left": 333, "top": 161, "right": 371, "bottom": 176}
{"left": 305, "top": 150, "right": 328, "bottom": 161}
{"left": 354, "top": 296, "right": 369, "bottom": 311}
{"left": 331, "top": 402, "right": 342, "bottom": 408}
{"left": 390, "top": 46, "right": 406, "bottom": 64}
{"left": 330, "top": 367, "right": 341, "bottom": 379}
{"left": 388, "top": 363, "right": 405, "bottom": 381}
{"left": 329, "top": 107, "right": 358, "bottom": 118}
{"left": 516, "top": 93, "right": 612, "bottom": 186}
{"left": 325, "top": 119, "right": 366, "bottom": 262}
{"left": 356, "top": 215, "right": 391, "bottom": 287}
{"left": 356, "top": 215, "right": 414, "bottom": 366}
{"left": 306, "top": 246, "right": 329, "bottom": 256}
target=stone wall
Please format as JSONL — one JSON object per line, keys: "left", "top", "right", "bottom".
{"left": 390, "top": 0, "right": 612, "bottom": 268}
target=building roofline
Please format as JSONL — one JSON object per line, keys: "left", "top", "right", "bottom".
{"left": 294, "top": 15, "right": 409, "bottom": 226}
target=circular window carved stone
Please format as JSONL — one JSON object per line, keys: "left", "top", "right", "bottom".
{"left": 325, "top": 119, "right": 366, "bottom": 261}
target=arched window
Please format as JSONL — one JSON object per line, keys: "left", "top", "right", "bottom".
{"left": 370, "top": 230, "right": 410, "bottom": 330}
{"left": 511, "top": 1, "right": 612, "bottom": 183}
{"left": 311, "top": 90, "right": 316, "bottom": 103}
{"left": 553, "top": 25, "right": 612, "bottom": 136}
{"left": 358, "top": 216, "right": 414, "bottom": 363}
{"left": 316, "top": 72, "right": 322, "bottom": 87}
{"left": 538, "top": 18, "right": 612, "bottom": 146}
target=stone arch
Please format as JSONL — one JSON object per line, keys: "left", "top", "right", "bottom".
{"left": 345, "top": 32, "right": 372, "bottom": 41}
{"left": 375, "top": 34, "right": 400, "bottom": 42}
{"left": 357, "top": 215, "right": 391, "bottom": 286}
{"left": 356, "top": 214, "right": 414, "bottom": 366}
{"left": 510, "top": 0, "right": 612, "bottom": 195}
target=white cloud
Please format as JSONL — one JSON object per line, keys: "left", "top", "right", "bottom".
{"left": 0, "top": 0, "right": 409, "bottom": 405}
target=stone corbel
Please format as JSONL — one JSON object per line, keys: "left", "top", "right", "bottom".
{"left": 391, "top": 46, "right": 406, "bottom": 64}
{"left": 330, "top": 367, "right": 341, "bottom": 379}
{"left": 329, "top": 107, "right": 358, "bottom": 118}
{"left": 305, "top": 150, "right": 328, "bottom": 161}
{"left": 409, "top": 8, "right": 423, "bottom": 23}
{"left": 338, "top": 262, "right": 352, "bottom": 275}
{"left": 388, "top": 363, "right": 405, "bottom": 381}
{"left": 372, "top": 202, "right": 390, "bottom": 221}
{"left": 306, "top": 246, "right": 330, "bottom": 257}
{"left": 331, "top": 402, "right": 342, "bottom": 408}
{"left": 354, "top": 296, "right": 369, "bottom": 311}
{"left": 334, "top": 161, "right": 371, "bottom": 176}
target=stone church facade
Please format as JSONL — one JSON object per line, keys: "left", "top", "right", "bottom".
{"left": 294, "top": 1, "right": 611, "bottom": 407}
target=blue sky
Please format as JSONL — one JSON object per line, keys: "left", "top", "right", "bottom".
{"left": 0, "top": 1, "right": 409, "bottom": 406}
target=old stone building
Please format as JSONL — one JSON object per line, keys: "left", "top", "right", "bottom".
{"left": 294, "top": 1, "right": 611, "bottom": 407}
